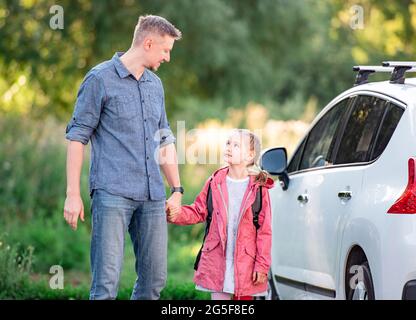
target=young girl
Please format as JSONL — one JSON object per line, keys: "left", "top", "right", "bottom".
{"left": 167, "top": 129, "right": 274, "bottom": 300}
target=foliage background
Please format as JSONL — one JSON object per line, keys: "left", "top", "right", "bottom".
{"left": 0, "top": 0, "right": 415, "bottom": 299}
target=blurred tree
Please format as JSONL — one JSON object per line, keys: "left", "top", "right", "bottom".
{"left": 1, "top": 0, "right": 415, "bottom": 124}
{"left": 331, "top": 0, "right": 415, "bottom": 67}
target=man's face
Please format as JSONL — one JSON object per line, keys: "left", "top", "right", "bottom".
{"left": 143, "top": 34, "right": 175, "bottom": 71}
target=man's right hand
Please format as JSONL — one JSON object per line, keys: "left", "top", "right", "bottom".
{"left": 64, "top": 194, "right": 85, "bottom": 230}
{"left": 166, "top": 202, "right": 180, "bottom": 223}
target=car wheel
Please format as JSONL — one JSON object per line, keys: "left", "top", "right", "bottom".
{"left": 346, "top": 261, "right": 375, "bottom": 300}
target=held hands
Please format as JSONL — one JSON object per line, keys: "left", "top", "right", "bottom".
{"left": 252, "top": 271, "right": 268, "bottom": 285}
{"left": 166, "top": 192, "right": 182, "bottom": 223}
{"left": 166, "top": 205, "right": 179, "bottom": 222}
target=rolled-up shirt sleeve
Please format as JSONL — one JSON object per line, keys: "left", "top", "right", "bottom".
{"left": 65, "top": 73, "right": 105, "bottom": 145}
{"left": 158, "top": 86, "right": 176, "bottom": 148}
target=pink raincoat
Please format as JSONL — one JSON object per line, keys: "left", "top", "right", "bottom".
{"left": 172, "top": 166, "right": 274, "bottom": 296}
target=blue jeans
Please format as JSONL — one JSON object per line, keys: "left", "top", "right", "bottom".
{"left": 89, "top": 189, "right": 167, "bottom": 300}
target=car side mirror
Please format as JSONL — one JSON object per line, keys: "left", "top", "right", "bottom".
{"left": 259, "top": 147, "right": 290, "bottom": 190}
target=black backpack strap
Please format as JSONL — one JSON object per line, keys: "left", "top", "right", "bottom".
{"left": 194, "top": 178, "right": 213, "bottom": 271}
{"left": 251, "top": 186, "right": 263, "bottom": 230}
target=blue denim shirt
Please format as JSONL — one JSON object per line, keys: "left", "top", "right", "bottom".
{"left": 65, "top": 52, "right": 175, "bottom": 201}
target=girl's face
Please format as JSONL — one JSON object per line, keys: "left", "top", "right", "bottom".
{"left": 223, "top": 133, "right": 254, "bottom": 166}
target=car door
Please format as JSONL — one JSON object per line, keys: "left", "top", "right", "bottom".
{"left": 298, "top": 94, "right": 389, "bottom": 299}
{"left": 271, "top": 97, "right": 352, "bottom": 299}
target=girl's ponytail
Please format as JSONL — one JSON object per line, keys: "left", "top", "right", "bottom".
{"left": 248, "top": 164, "right": 269, "bottom": 186}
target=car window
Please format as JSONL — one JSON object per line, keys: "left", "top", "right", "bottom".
{"left": 370, "top": 102, "right": 404, "bottom": 160}
{"left": 299, "top": 99, "right": 349, "bottom": 171}
{"left": 334, "top": 95, "right": 386, "bottom": 165}
{"left": 287, "top": 137, "right": 306, "bottom": 173}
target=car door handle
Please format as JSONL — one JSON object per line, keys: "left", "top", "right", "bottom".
{"left": 297, "top": 194, "right": 309, "bottom": 204}
{"left": 338, "top": 191, "right": 352, "bottom": 201}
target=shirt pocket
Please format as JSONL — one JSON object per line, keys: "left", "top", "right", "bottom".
{"left": 116, "top": 95, "right": 139, "bottom": 119}
{"left": 146, "top": 93, "right": 162, "bottom": 121}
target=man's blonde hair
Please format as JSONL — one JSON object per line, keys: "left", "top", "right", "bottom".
{"left": 132, "top": 15, "right": 182, "bottom": 46}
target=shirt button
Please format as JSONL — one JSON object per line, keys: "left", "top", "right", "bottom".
{"left": 146, "top": 137, "right": 148, "bottom": 141}
{"left": 141, "top": 100, "right": 144, "bottom": 103}
{"left": 144, "top": 119, "right": 147, "bottom": 122}
{"left": 147, "top": 156, "right": 149, "bottom": 160}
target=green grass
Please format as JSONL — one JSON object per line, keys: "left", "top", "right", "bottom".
{"left": 8, "top": 276, "right": 210, "bottom": 300}
{"left": 0, "top": 220, "right": 209, "bottom": 299}
{"left": 0, "top": 237, "right": 209, "bottom": 300}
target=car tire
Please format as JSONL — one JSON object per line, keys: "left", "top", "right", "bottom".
{"left": 346, "top": 261, "right": 375, "bottom": 300}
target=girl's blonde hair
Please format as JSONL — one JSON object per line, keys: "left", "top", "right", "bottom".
{"left": 231, "top": 129, "right": 269, "bottom": 186}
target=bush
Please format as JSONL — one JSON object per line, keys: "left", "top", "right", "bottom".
{"left": 0, "top": 238, "right": 34, "bottom": 299}
{"left": 0, "top": 115, "right": 91, "bottom": 222}
{"left": 2, "top": 210, "right": 91, "bottom": 273}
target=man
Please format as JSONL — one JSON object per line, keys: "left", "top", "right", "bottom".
{"left": 64, "top": 15, "right": 183, "bottom": 300}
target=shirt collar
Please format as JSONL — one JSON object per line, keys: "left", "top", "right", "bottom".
{"left": 112, "top": 52, "right": 152, "bottom": 82}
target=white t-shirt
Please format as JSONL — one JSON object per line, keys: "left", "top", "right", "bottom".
{"left": 196, "top": 175, "right": 249, "bottom": 294}
{"left": 223, "top": 175, "right": 250, "bottom": 293}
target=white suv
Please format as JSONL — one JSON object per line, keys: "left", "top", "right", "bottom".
{"left": 260, "top": 62, "right": 416, "bottom": 300}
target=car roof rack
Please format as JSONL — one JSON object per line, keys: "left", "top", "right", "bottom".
{"left": 353, "top": 62, "right": 416, "bottom": 86}
{"left": 382, "top": 61, "right": 416, "bottom": 84}
{"left": 353, "top": 66, "right": 393, "bottom": 86}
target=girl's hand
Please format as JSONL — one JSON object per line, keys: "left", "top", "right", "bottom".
{"left": 252, "top": 271, "right": 267, "bottom": 285}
